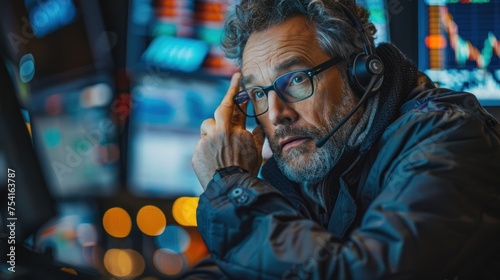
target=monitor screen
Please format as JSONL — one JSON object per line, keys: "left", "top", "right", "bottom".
{"left": 28, "top": 80, "right": 120, "bottom": 198}
{"left": 127, "top": 75, "right": 231, "bottom": 197}
{"left": 0, "top": 0, "right": 112, "bottom": 92}
{"left": 0, "top": 0, "right": 120, "bottom": 198}
{"left": 418, "top": 0, "right": 500, "bottom": 105}
{"left": 127, "top": 0, "right": 239, "bottom": 76}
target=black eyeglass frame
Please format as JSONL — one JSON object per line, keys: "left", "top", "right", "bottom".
{"left": 233, "top": 56, "right": 343, "bottom": 117}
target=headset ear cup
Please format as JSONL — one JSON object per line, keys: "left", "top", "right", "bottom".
{"left": 349, "top": 53, "right": 384, "bottom": 98}
{"left": 349, "top": 53, "right": 368, "bottom": 98}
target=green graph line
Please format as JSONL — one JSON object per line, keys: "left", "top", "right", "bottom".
{"left": 441, "top": 6, "right": 500, "bottom": 68}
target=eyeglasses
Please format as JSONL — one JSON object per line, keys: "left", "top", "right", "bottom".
{"left": 233, "top": 56, "right": 343, "bottom": 117}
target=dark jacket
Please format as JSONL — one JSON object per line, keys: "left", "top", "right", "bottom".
{"left": 190, "top": 44, "right": 500, "bottom": 279}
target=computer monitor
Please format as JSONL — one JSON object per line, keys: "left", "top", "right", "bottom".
{"left": 0, "top": 0, "right": 120, "bottom": 199}
{"left": 27, "top": 78, "right": 120, "bottom": 199}
{"left": 127, "top": 74, "right": 233, "bottom": 197}
{"left": 0, "top": 0, "right": 113, "bottom": 93}
{"left": 418, "top": 1, "right": 500, "bottom": 106}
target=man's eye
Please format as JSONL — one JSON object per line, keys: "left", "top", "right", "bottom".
{"left": 253, "top": 90, "right": 266, "bottom": 100}
{"left": 290, "top": 73, "right": 308, "bottom": 85}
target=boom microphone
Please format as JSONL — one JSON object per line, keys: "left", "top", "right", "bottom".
{"left": 315, "top": 74, "right": 383, "bottom": 148}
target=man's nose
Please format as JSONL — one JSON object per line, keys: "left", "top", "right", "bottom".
{"left": 267, "top": 91, "right": 296, "bottom": 125}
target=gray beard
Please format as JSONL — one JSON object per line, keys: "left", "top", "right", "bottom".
{"left": 270, "top": 89, "right": 359, "bottom": 183}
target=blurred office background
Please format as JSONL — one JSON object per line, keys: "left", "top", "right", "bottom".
{"left": 0, "top": 0, "right": 498, "bottom": 278}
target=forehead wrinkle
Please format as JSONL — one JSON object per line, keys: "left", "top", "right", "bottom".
{"left": 242, "top": 43, "right": 312, "bottom": 85}
{"left": 273, "top": 56, "right": 310, "bottom": 74}
{"left": 241, "top": 16, "right": 319, "bottom": 87}
{"left": 241, "top": 43, "right": 273, "bottom": 87}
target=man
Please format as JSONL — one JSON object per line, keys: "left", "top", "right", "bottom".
{"left": 190, "top": 0, "right": 500, "bottom": 279}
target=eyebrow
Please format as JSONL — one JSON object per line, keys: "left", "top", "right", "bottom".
{"left": 240, "top": 57, "right": 310, "bottom": 88}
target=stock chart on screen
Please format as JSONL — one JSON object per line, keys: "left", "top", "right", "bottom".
{"left": 419, "top": 0, "right": 500, "bottom": 105}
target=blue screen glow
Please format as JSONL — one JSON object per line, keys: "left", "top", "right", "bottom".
{"left": 25, "top": 0, "right": 77, "bottom": 38}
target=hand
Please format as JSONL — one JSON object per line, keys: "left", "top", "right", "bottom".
{"left": 192, "top": 73, "right": 265, "bottom": 190}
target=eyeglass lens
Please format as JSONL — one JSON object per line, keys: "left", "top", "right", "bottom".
{"left": 236, "top": 70, "right": 313, "bottom": 117}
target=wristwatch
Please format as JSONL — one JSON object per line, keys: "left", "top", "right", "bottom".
{"left": 213, "top": 166, "right": 248, "bottom": 182}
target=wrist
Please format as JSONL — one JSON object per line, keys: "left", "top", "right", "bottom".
{"left": 213, "top": 166, "right": 248, "bottom": 182}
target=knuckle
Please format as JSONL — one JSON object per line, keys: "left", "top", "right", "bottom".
{"left": 201, "top": 119, "right": 211, "bottom": 127}
{"left": 200, "top": 118, "right": 214, "bottom": 130}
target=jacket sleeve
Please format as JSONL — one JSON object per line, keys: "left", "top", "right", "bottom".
{"left": 196, "top": 100, "right": 500, "bottom": 279}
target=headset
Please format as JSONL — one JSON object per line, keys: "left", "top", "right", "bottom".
{"left": 337, "top": 1, "right": 384, "bottom": 98}
{"left": 315, "top": 2, "right": 385, "bottom": 147}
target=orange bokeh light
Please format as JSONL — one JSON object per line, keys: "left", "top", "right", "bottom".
{"left": 172, "top": 197, "right": 199, "bottom": 226}
{"left": 136, "top": 205, "right": 167, "bottom": 236}
{"left": 102, "top": 207, "right": 132, "bottom": 238}
{"left": 103, "top": 249, "right": 145, "bottom": 278}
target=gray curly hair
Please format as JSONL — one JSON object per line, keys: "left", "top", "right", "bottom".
{"left": 222, "top": 0, "right": 376, "bottom": 67}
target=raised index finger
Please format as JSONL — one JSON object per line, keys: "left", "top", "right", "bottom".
{"left": 214, "top": 72, "right": 246, "bottom": 130}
